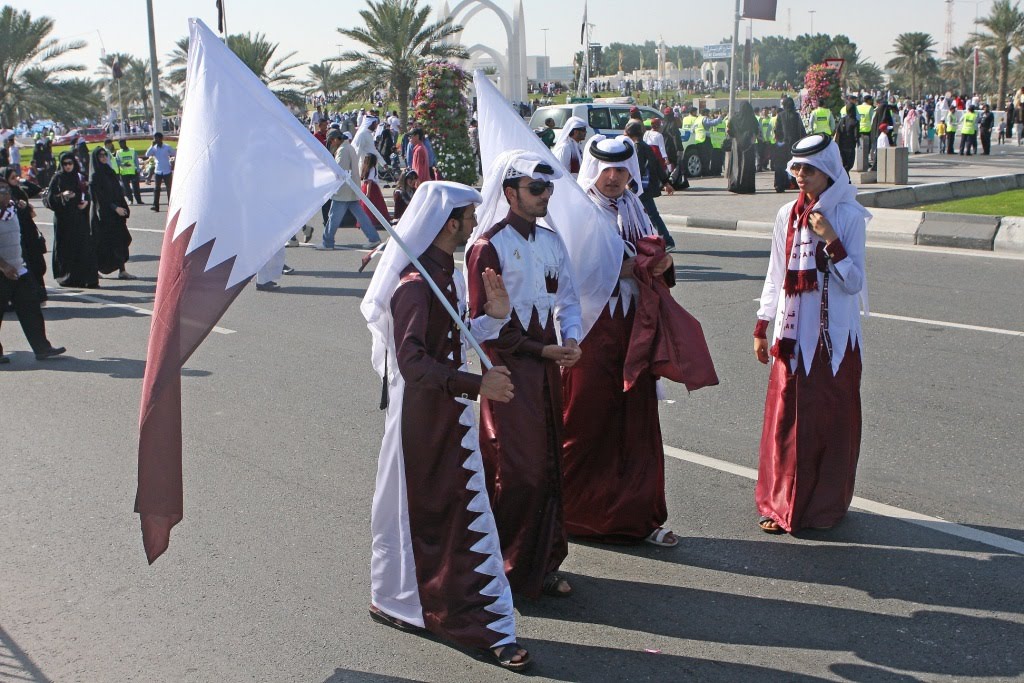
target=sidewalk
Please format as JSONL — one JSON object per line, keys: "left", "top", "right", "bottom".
{"left": 656, "top": 144, "right": 1024, "bottom": 253}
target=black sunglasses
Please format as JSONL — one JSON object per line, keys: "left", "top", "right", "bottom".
{"left": 790, "top": 163, "right": 819, "bottom": 174}
{"left": 521, "top": 179, "right": 554, "bottom": 196}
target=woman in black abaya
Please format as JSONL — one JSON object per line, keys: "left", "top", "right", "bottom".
{"left": 48, "top": 152, "right": 98, "bottom": 288}
{"left": 727, "top": 101, "right": 760, "bottom": 194}
{"left": 89, "top": 147, "right": 134, "bottom": 279}
{"left": 772, "top": 97, "right": 806, "bottom": 193}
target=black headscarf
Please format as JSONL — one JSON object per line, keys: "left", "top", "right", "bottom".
{"left": 58, "top": 151, "right": 80, "bottom": 176}
{"left": 91, "top": 146, "right": 116, "bottom": 181}
{"left": 729, "top": 101, "right": 760, "bottom": 138}
{"left": 776, "top": 96, "right": 806, "bottom": 146}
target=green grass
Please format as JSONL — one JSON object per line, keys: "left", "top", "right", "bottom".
{"left": 913, "top": 189, "right": 1024, "bottom": 217}
{"left": 51, "top": 138, "right": 166, "bottom": 157}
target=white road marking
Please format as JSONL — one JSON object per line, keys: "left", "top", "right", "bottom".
{"left": 663, "top": 445, "right": 1024, "bottom": 556}
{"left": 750, "top": 300, "right": 1023, "bottom": 337}
{"left": 53, "top": 290, "right": 237, "bottom": 335}
{"left": 867, "top": 312, "right": 1024, "bottom": 337}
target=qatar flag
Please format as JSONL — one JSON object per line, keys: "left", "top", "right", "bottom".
{"left": 136, "top": 18, "right": 344, "bottom": 563}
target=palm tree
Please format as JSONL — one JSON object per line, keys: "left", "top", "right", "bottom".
{"left": 167, "top": 33, "right": 306, "bottom": 107}
{"left": 335, "top": 0, "right": 467, "bottom": 129}
{"left": 942, "top": 44, "right": 975, "bottom": 93}
{"left": 828, "top": 43, "right": 882, "bottom": 91}
{"left": 0, "top": 6, "right": 102, "bottom": 127}
{"left": 886, "top": 32, "right": 939, "bottom": 100}
{"left": 306, "top": 61, "right": 348, "bottom": 100}
{"left": 970, "top": 0, "right": 1024, "bottom": 109}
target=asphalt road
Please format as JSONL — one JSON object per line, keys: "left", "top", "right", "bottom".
{"left": 2, "top": 198, "right": 1022, "bottom": 682}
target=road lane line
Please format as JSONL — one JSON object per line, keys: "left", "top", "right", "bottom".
{"left": 52, "top": 290, "right": 236, "bottom": 335}
{"left": 663, "top": 445, "right": 1024, "bottom": 556}
{"left": 866, "top": 312, "right": 1024, "bottom": 337}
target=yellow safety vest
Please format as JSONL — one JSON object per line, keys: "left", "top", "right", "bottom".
{"left": 961, "top": 111, "right": 977, "bottom": 135}
{"left": 811, "top": 107, "right": 833, "bottom": 134}
{"left": 680, "top": 115, "right": 696, "bottom": 141}
{"left": 693, "top": 117, "right": 707, "bottom": 143}
{"left": 759, "top": 116, "right": 773, "bottom": 142}
{"left": 769, "top": 115, "right": 777, "bottom": 143}
{"left": 115, "top": 148, "right": 138, "bottom": 176}
{"left": 857, "top": 104, "right": 874, "bottom": 133}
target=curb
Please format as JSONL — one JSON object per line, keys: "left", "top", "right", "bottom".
{"left": 856, "top": 172, "right": 1024, "bottom": 209}
{"left": 662, "top": 210, "right": 1024, "bottom": 253}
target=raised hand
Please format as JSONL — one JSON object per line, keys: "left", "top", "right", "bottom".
{"left": 481, "top": 267, "right": 510, "bottom": 320}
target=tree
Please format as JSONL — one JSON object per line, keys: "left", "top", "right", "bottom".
{"left": 167, "top": 32, "right": 305, "bottom": 107}
{"left": 942, "top": 43, "right": 976, "bottom": 93}
{"left": 970, "top": 0, "right": 1024, "bottom": 109}
{"left": 827, "top": 40, "right": 883, "bottom": 92}
{"left": 306, "top": 61, "right": 348, "bottom": 100}
{"left": 335, "top": 0, "right": 466, "bottom": 130}
{"left": 96, "top": 53, "right": 171, "bottom": 122}
{"left": 886, "top": 32, "right": 939, "bottom": 100}
{"left": 0, "top": 6, "right": 102, "bottom": 127}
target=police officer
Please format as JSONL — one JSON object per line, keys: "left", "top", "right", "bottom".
{"left": 809, "top": 103, "right": 835, "bottom": 135}
{"left": 115, "top": 139, "right": 143, "bottom": 204}
{"left": 959, "top": 104, "right": 978, "bottom": 156}
{"left": 856, "top": 95, "right": 875, "bottom": 170}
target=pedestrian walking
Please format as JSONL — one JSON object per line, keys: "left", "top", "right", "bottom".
{"left": 753, "top": 134, "right": 869, "bottom": 535}
{"left": 47, "top": 152, "right": 98, "bottom": 288}
{"left": 115, "top": 139, "right": 143, "bottom": 204}
{"left": 89, "top": 147, "right": 134, "bottom": 280}
{"left": 361, "top": 180, "right": 529, "bottom": 671}
{"left": 144, "top": 132, "right": 175, "bottom": 212}
{"left": 4, "top": 166, "right": 46, "bottom": 295}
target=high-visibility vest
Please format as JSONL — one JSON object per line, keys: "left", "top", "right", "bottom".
{"left": 759, "top": 116, "right": 773, "bottom": 142}
{"left": 769, "top": 115, "right": 778, "bottom": 143}
{"left": 680, "top": 115, "right": 697, "bottom": 142}
{"left": 115, "top": 148, "right": 138, "bottom": 175}
{"left": 946, "top": 110, "right": 957, "bottom": 130}
{"left": 811, "top": 107, "right": 833, "bottom": 134}
{"left": 693, "top": 117, "right": 707, "bottom": 143}
{"left": 857, "top": 104, "right": 874, "bottom": 133}
{"left": 961, "top": 111, "right": 977, "bottom": 134}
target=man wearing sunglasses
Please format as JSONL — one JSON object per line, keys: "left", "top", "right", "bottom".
{"left": 466, "top": 151, "right": 583, "bottom": 600}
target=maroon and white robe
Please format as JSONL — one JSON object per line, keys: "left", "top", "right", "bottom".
{"left": 754, "top": 197, "right": 869, "bottom": 532}
{"left": 466, "top": 211, "right": 582, "bottom": 598}
{"left": 370, "top": 245, "right": 515, "bottom": 650}
{"left": 561, "top": 235, "right": 676, "bottom": 542}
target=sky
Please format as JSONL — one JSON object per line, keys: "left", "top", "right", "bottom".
{"left": 17, "top": 0, "right": 997, "bottom": 82}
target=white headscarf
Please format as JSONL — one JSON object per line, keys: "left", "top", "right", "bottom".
{"left": 786, "top": 135, "right": 871, "bottom": 219}
{"left": 361, "top": 180, "right": 483, "bottom": 381}
{"left": 554, "top": 116, "right": 587, "bottom": 147}
{"left": 577, "top": 134, "right": 655, "bottom": 245}
{"left": 470, "top": 149, "right": 563, "bottom": 248}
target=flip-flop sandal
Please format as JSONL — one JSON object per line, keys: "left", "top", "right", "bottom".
{"left": 644, "top": 527, "right": 679, "bottom": 547}
{"left": 486, "top": 643, "right": 532, "bottom": 672}
{"left": 368, "top": 605, "right": 425, "bottom": 633}
{"left": 541, "top": 572, "right": 573, "bottom": 598}
{"left": 758, "top": 517, "right": 785, "bottom": 534}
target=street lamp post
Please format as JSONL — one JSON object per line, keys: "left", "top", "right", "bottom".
{"left": 146, "top": 0, "right": 163, "bottom": 134}
{"left": 808, "top": 10, "right": 816, "bottom": 35}
{"left": 541, "top": 28, "right": 549, "bottom": 81}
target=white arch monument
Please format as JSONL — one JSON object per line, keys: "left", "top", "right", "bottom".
{"left": 440, "top": 0, "right": 527, "bottom": 103}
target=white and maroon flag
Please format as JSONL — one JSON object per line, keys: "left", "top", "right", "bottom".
{"left": 136, "top": 18, "right": 344, "bottom": 563}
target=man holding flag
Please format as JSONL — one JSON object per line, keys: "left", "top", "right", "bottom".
{"left": 361, "top": 180, "right": 530, "bottom": 671}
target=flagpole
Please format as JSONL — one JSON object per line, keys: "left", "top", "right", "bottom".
{"left": 342, "top": 175, "right": 495, "bottom": 371}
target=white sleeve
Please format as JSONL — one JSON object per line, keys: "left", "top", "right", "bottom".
{"left": 468, "top": 313, "right": 509, "bottom": 343}
{"left": 757, "top": 206, "right": 789, "bottom": 322}
{"left": 827, "top": 207, "right": 866, "bottom": 296}
{"left": 553, "top": 141, "right": 572, "bottom": 168}
{"left": 554, "top": 243, "right": 583, "bottom": 342}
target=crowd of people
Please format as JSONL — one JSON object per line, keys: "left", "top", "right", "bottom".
{"left": 0, "top": 130, "right": 180, "bottom": 362}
